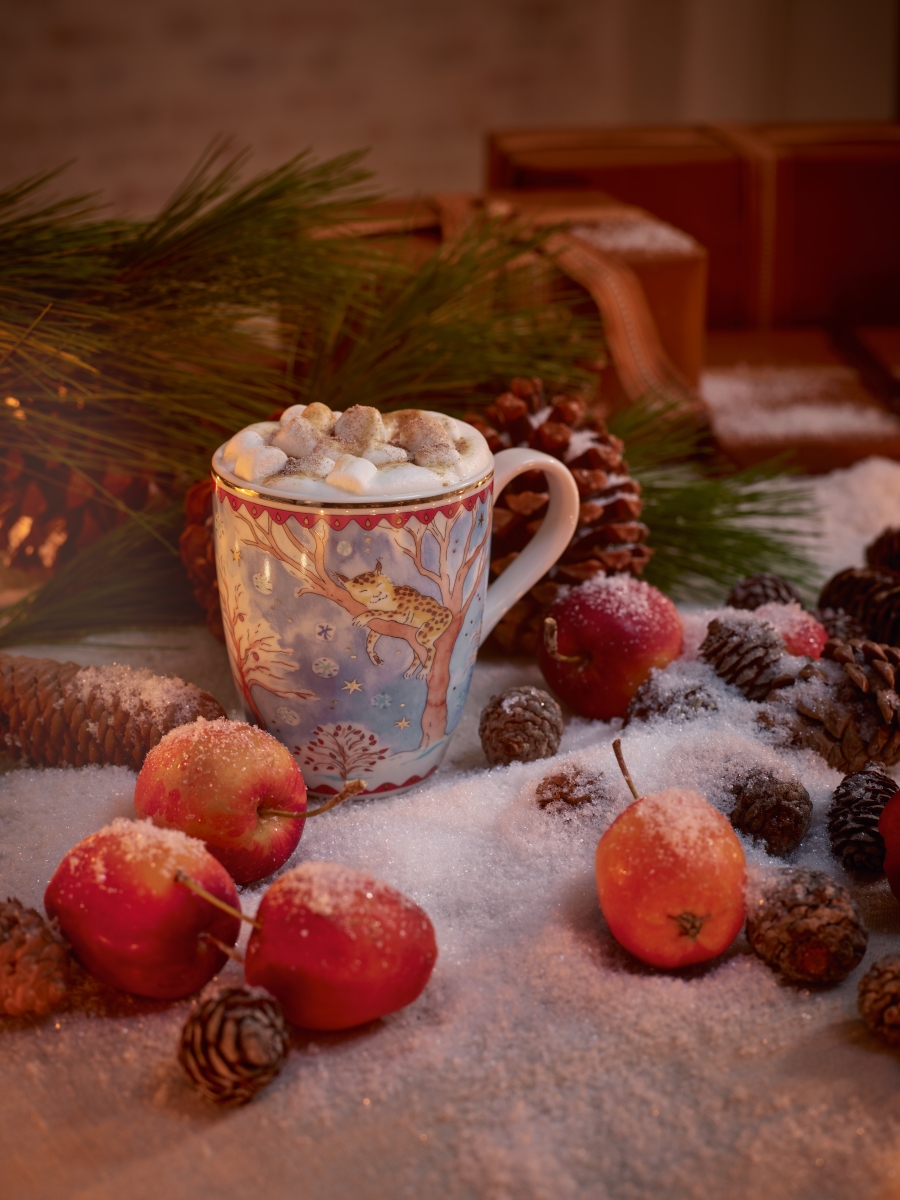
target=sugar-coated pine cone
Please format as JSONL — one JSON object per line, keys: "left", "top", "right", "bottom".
{"left": 819, "top": 568, "right": 900, "bottom": 648}
{"left": 479, "top": 686, "right": 564, "bottom": 766}
{"left": 699, "top": 615, "right": 791, "bottom": 702}
{"left": 626, "top": 673, "right": 718, "bottom": 724}
{"left": 0, "top": 653, "right": 226, "bottom": 770}
{"left": 535, "top": 764, "right": 604, "bottom": 808}
{"left": 828, "top": 761, "right": 897, "bottom": 877}
{"left": 866, "top": 527, "right": 900, "bottom": 576}
{"left": 729, "top": 768, "right": 812, "bottom": 857}
{"left": 858, "top": 955, "right": 900, "bottom": 1045}
{"left": 726, "top": 574, "right": 803, "bottom": 611}
{"left": 745, "top": 867, "right": 868, "bottom": 984}
{"left": 0, "top": 898, "right": 68, "bottom": 1016}
{"left": 179, "top": 986, "right": 290, "bottom": 1106}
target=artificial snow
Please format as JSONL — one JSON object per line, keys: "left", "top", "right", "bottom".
{"left": 5, "top": 461, "right": 900, "bottom": 1198}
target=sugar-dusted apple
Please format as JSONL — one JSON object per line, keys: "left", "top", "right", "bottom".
{"left": 878, "top": 787, "right": 900, "bottom": 899}
{"left": 44, "top": 819, "right": 241, "bottom": 999}
{"left": 245, "top": 861, "right": 438, "bottom": 1030}
{"left": 595, "top": 740, "right": 746, "bottom": 968}
{"left": 753, "top": 601, "right": 827, "bottom": 659}
{"left": 134, "top": 718, "right": 307, "bottom": 885}
{"left": 538, "top": 574, "right": 683, "bottom": 720}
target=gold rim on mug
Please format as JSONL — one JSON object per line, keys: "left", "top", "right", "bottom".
{"left": 211, "top": 464, "right": 495, "bottom": 512}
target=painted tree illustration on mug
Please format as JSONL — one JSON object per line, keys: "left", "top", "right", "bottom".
{"left": 218, "top": 574, "right": 317, "bottom": 723}
{"left": 302, "top": 723, "right": 391, "bottom": 780}
{"left": 232, "top": 500, "right": 489, "bottom": 748}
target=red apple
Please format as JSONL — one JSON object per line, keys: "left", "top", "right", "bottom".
{"left": 754, "top": 601, "right": 827, "bottom": 658}
{"left": 245, "top": 861, "right": 438, "bottom": 1030}
{"left": 878, "top": 788, "right": 900, "bottom": 896}
{"left": 596, "top": 786, "right": 746, "bottom": 968}
{"left": 538, "top": 574, "right": 683, "bottom": 720}
{"left": 134, "top": 718, "right": 307, "bottom": 885}
{"left": 44, "top": 818, "right": 241, "bottom": 999}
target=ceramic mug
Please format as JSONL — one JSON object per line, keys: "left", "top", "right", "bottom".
{"left": 211, "top": 444, "right": 579, "bottom": 795}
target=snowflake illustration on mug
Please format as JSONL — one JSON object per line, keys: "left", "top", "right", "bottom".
{"left": 371, "top": 693, "right": 391, "bottom": 709}
{"left": 275, "top": 706, "right": 301, "bottom": 726}
{"left": 312, "top": 657, "right": 339, "bottom": 679}
{"left": 315, "top": 622, "right": 336, "bottom": 641}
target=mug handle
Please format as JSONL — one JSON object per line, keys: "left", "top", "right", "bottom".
{"left": 480, "top": 447, "right": 580, "bottom": 643}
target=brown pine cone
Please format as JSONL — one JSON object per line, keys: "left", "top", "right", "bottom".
{"left": 479, "top": 686, "right": 563, "bottom": 766}
{"left": 858, "top": 955, "right": 900, "bottom": 1045}
{"left": 729, "top": 768, "right": 811, "bottom": 857}
{"left": 763, "top": 638, "right": 900, "bottom": 774}
{"left": 746, "top": 867, "right": 868, "bottom": 984}
{"left": 699, "top": 615, "right": 792, "bottom": 702}
{"left": 0, "top": 898, "right": 68, "bottom": 1016}
{"left": 818, "top": 568, "right": 900, "bottom": 647}
{"left": 726, "top": 574, "right": 803, "bottom": 611}
{"left": 179, "top": 986, "right": 290, "bottom": 1106}
{"left": 0, "top": 653, "right": 226, "bottom": 770}
{"left": 866, "top": 527, "right": 900, "bottom": 575}
{"left": 535, "top": 764, "right": 604, "bottom": 808}
{"left": 828, "top": 761, "right": 897, "bottom": 876}
{"left": 626, "top": 672, "right": 718, "bottom": 723}
{"left": 481, "top": 380, "right": 652, "bottom": 655}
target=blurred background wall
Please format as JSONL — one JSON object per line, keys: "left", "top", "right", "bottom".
{"left": 0, "top": 0, "right": 897, "bottom": 213}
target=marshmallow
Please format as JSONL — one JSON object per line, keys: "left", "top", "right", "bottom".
{"left": 362, "top": 443, "right": 409, "bottom": 467}
{"left": 325, "top": 453, "right": 379, "bottom": 494}
{"left": 303, "top": 402, "right": 338, "bottom": 434}
{"left": 222, "top": 428, "right": 264, "bottom": 465}
{"left": 270, "top": 415, "right": 320, "bottom": 459}
{"left": 334, "top": 405, "right": 386, "bottom": 451}
{"left": 234, "top": 445, "right": 288, "bottom": 482}
{"left": 279, "top": 404, "right": 307, "bottom": 424}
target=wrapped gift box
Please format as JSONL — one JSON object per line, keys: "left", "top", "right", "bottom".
{"left": 487, "top": 123, "right": 900, "bottom": 329}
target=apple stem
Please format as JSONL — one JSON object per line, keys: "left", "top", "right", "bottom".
{"left": 200, "top": 931, "right": 246, "bottom": 963}
{"left": 542, "top": 617, "right": 583, "bottom": 664}
{"left": 258, "top": 777, "right": 367, "bottom": 820}
{"left": 612, "top": 737, "right": 641, "bottom": 800}
{"left": 174, "top": 870, "right": 262, "bottom": 930}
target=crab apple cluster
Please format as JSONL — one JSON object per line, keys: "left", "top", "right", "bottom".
{"left": 538, "top": 574, "right": 683, "bottom": 721}
{"left": 44, "top": 818, "right": 438, "bottom": 1026}
{"left": 134, "top": 718, "right": 307, "bottom": 886}
{"left": 595, "top": 749, "right": 746, "bottom": 968}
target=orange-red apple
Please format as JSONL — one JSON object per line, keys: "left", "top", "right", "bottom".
{"left": 44, "top": 818, "right": 241, "bottom": 998}
{"left": 596, "top": 787, "right": 746, "bottom": 968}
{"left": 134, "top": 718, "right": 307, "bottom": 885}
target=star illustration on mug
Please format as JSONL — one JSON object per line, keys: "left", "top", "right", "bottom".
{"left": 394, "top": 717, "right": 411, "bottom": 729}
{"left": 342, "top": 679, "right": 363, "bottom": 694}
{"left": 231, "top": 544, "right": 242, "bottom": 562}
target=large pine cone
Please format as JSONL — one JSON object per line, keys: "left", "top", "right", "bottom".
{"left": 0, "top": 898, "right": 68, "bottom": 1016}
{"left": 818, "top": 568, "right": 900, "bottom": 647}
{"left": 828, "top": 761, "right": 897, "bottom": 876}
{"left": 179, "top": 987, "right": 290, "bottom": 1106}
{"left": 0, "top": 653, "right": 225, "bottom": 769}
{"left": 761, "top": 637, "right": 900, "bottom": 774}
{"left": 746, "top": 867, "right": 868, "bottom": 984}
{"left": 866, "top": 527, "right": 900, "bottom": 575}
{"left": 699, "top": 615, "right": 792, "bottom": 702}
{"left": 477, "top": 380, "right": 651, "bottom": 655}
{"left": 727, "top": 573, "right": 803, "bottom": 611}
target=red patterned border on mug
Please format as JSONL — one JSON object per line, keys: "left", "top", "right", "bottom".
{"left": 215, "top": 482, "right": 493, "bottom": 531}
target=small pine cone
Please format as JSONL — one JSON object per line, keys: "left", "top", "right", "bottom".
{"left": 0, "top": 653, "right": 226, "bottom": 770}
{"left": 479, "top": 685, "right": 563, "bottom": 766}
{"left": 828, "top": 761, "right": 897, "bottom": 876}
{"left": 818, "top": 568, "right": 900, "bottom": 645}
{"left": 0, "top": 899, "right": 68, "bottom": 1016}
{"left": 746, "top": 867, "right": 868, "bottom": 984}
{"left": 627, "top": 673, "right": 718, "bottom": 724}
{"left": 866, "top": 527, "right": 900, "bottom": 576}
{"left": 179, "top": 987, "right": 290, "bottom": 1106}
{"left": 727, "top": 574, "right": 803, "bottom": 611}
{"left": 535, "top": 764, "right": 604, "bottom": 808}
{"left": 858, "top": 955, "right": 900, "bottom": 1045}
{"left": 730, "top": 768, "right": 812, "bottom": 857}
{"left": 699, "top": 615, "right": 791, "bottom": 702}
{"left": 815, "top": 607, "right": 867, "bottom": 643}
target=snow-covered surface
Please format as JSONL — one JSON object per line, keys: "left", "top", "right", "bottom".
{"left": 572, "top": 218, "right": 701, "bottom": 259}
{"left": 702, "top": 365, "right": 900, "bottom": 444}
{"left": 6, "top": 460, "right": 900, "bottom": 1200}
